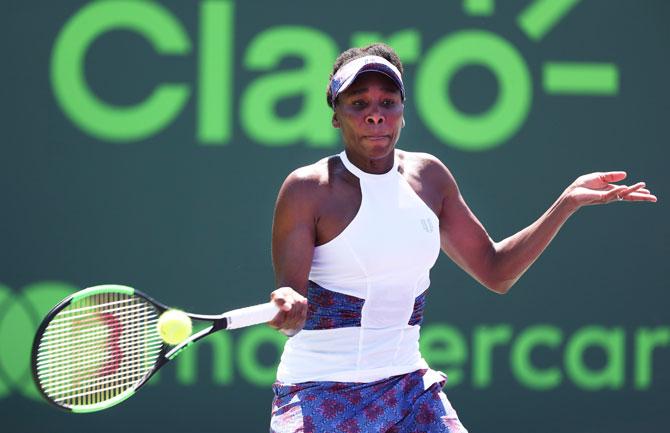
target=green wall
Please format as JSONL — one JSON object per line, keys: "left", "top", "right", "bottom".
{"left": 1, "top": 0, "right": 668, "bottom": 431}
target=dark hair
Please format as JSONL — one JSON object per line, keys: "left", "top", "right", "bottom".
{"left": 326, "top": 43, "right": 404, "bottom": 109}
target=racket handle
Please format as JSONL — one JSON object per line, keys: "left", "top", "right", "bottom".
{"left": 225, "top": 301, "right": 279, "bottom": 330}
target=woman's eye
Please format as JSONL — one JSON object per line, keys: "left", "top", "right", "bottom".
{"left": 352, "top": 100, "right": 366, "bottom": 107}
{"left": 382, "top": 99, "right": 395, "bottom": 106}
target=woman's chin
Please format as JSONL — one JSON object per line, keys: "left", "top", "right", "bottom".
{"left": 362, "top": 139, "right": 394, "bottom": 157}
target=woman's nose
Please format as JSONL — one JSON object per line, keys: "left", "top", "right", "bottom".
{"left": 365, "top": 113, "right": 384, "bottom": 125}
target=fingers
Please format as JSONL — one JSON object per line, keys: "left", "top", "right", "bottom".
{"left": 603, "top": 185, "right": 650, "bottom": 194}
{"left": 574, "top": 171, "right": 627, "bottom": 189}
{"left": 567, "top": 172, "right": 656, "bottom": 207}
{"left": 623, "top": 182, "right": 646, "bottom": 194}
{"left": 609, "top": 182, "right": 657, "bottom": 203}
{"left": 605, "top": 185, "right": 629, "bottom": 202}
{"left": 605, "top": 183, "right": 639, "bottom": 202}
{"left": 599, "top": 171, "right": 627, "bottom": 183}
{"left": 599, "top": 182, "right": 647, "bottom": 196}
{"left": 271, "top": 288, "right": 293, "bottom": 312}
{"left": 268, "top": 287, "right": 308, "bottom": 331}
{"left": 623, "top": 192, "right": 658, "bottom": 202}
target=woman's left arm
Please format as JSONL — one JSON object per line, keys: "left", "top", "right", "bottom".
{"left": 437, "top": 165, "right": 657, "bottom": 294}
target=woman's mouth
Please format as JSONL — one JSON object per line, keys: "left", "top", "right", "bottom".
{"left": 364, "top": 135, "right": 389, "bottom": 141}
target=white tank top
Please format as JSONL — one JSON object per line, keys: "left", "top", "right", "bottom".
{"left": 276, "top": 150, "right": 441, "bottom": 383}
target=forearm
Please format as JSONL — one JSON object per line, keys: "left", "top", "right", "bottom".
{"left": 440, "top": 167, "right": 654, "bottom": 295}
{"left": 489, "top": 193, "right": 578, "bottom": 293}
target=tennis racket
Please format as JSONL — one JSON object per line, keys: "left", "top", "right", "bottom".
{"left": 31, "top": 284, "right": 279, "bottom": 413}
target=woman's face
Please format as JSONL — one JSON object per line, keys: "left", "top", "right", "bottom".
{"left": 333, "top": 72, "right": 404, "bottom": 161}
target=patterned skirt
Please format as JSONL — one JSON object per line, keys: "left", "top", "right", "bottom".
{"left": 270, "top": 369, "right": 468, "bottom": 433}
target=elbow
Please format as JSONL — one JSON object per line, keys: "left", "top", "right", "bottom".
{"left": 483, "top": 244, "right": 518, "bottom": 294}
{"left": 490, "top": 283, "right": 512, "bottom": 295}
{"left": 483, "top": 278, "right": 515, "bottom": 295}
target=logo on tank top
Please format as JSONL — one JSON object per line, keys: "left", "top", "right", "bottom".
{"left": 420, "top": 218, "right": 434, "bottom": 233}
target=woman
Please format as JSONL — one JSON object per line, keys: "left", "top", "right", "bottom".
{"left": 267, "top": 44, "right": 656, "bottom": 432}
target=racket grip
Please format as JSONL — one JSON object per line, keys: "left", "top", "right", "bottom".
{"left": 225, "top": 301, "right": 280, "bottom": 330}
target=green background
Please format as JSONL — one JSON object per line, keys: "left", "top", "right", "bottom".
{"left": 1, "top": 0, "right": 668, "bottom": 431}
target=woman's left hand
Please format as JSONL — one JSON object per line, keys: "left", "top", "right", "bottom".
{"left": 564, "top": 171, "right": 657, "bottom": 209}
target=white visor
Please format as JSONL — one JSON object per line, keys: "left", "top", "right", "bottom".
{"left": 329, "top": 55, "right": 405, "bottom": 107}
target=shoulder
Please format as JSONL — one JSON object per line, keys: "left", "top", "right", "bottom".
{"left": 397, "top": 149, "right": 448, "bottom": 173}
{"left": 276, "top": 156, "right": 341, "bottom": 208}
{"left": 280, "top": 156, "right": 331, "bottom": 192}
{"left": 397, "top": 150, "right": 458, "bottom": 190}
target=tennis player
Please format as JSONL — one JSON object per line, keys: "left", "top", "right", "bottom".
{"left": 267, "top": 44, "right": 656, "bottom": 432}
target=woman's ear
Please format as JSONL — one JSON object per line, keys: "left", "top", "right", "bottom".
{"left": 332, "top": 113, "right": 340, "bottom": 128}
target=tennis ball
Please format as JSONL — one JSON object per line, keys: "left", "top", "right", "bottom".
{"left": 157, "top": 310, "right": 192, "bottom": 345}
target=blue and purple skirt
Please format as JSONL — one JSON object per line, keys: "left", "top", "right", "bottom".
{"left": 270, "top": 369, "right": 468, "bottom": 433}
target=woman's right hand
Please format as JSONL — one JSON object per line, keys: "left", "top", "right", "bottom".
{"left": 269, "top": 286, "right": 308, "bottom": 335}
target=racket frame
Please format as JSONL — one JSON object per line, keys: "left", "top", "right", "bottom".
{"left": 31, "top": 284, "right": 241, "bottom": 413}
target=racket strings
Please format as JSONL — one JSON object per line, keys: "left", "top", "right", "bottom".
{"left": 42, "top": 358, "right": 160, "bottom": 395}
{"left": 37, "top": 314, "right": 161, "bottom": 356}
{"left": 37, "top": 334, "right": 162, "bottom": 378}
{"left": 54, "top": 377, "right": 149, "bottom": 402}
{"left": 37, "top": 326, "right": 162, "bottom": 376}
{"left": 35, "top": 292, "right": 162, "bottom": 408}
{"left": 46, "top": 298, "right": 135, "bottom": 324}
{"left": 37, "top": 338, "right": 161, "bottom": 370}
{"left": 46, "top": 357, "right": 161, "bottom": 398}
{"left": 42, "top": 301, "right": 148, "bottom": 333}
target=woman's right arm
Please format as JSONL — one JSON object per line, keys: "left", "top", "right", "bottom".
{"left": 268, "top": 168, "right": 319, "bottom": 331}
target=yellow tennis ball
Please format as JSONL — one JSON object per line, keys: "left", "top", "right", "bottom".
{"left": 157, "top": 310, "right": 192, "bottom": 345}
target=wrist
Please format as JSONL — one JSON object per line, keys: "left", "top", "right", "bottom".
{"left": 558, "top": 190, "right": 580, "bottom": 215}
